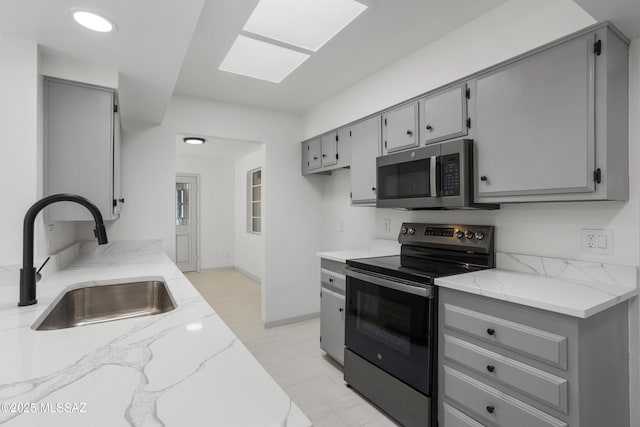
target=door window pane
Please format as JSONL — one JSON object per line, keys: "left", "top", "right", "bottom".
{"left": 176, "top": 183, "right": 190, "bottom": 226}
{"left": 248, "top": 168, "right": 261, "bottom": 234}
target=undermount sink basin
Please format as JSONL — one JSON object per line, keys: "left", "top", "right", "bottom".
{"left": 32, "top": 279, "right": 176, "bottom": 331}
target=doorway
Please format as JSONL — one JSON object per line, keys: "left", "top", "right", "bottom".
{"left": 175, "top": 174, "right": 199, "bottom": 272}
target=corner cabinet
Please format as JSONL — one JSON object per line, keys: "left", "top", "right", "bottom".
{"left": 438, "top": 287, "right": 629, "bottom": 427}
{"left": 474, "top": 25, "right": 628, "bottom": 203}
{"left": 44, "top": 77, "right": 122, "bottom": 221}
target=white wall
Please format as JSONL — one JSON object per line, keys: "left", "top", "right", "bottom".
{"left": 165, "top": 95, "right": 323, "bottom": 326}
{"left": 0, "top": 36, "right": 72, "bottom": 267}
{"left": 78, "top": 124, "right": 177, "bottom": 259}
{"left": 175, "top": 155, "right": 236, "bottom": 270}
{"left": 235, "top": 147, "right": 265, "bottom": 280}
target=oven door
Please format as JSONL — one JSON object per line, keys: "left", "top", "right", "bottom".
{"left": 345, "top": 267, "right": 436, "bottom": 395}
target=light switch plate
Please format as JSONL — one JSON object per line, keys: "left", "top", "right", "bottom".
{"left": 581, "top": 228, "right": 613, "bottom": 254}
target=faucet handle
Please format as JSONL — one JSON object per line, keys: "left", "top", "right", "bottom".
{"left": 35, "top": 256, "right": 51, "bottom": 282}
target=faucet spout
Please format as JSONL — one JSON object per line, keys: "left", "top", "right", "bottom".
{"left": 18, "top": 194, "right": 109, "bottom": 306}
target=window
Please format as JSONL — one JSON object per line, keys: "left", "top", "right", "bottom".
{"left": 248, "top": 168, "right": 261, "bottom": 233}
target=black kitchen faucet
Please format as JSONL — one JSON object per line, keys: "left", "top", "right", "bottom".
{"left": 18, "top": 194, "right": 108, "bottom": 306}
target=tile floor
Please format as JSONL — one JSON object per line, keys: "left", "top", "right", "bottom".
{"left": 186, "top": 268, "right": 397, "bottom": 427}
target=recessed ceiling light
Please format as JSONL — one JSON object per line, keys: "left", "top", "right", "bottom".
{"left": 71, "top": 10, "right": 116, "bottom": 33}
{"left": 243, "top": 0, "right": 367, "bottom": 52}
{"left": 219, "top": 35, "right": 310, "bottom": 83}
{"left": 183, "top": 137, "right": 206, "bottom": 145}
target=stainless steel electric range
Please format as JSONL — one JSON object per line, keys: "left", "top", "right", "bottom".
{"left": 344, "top": 223, "right": 495, "bottom": 427}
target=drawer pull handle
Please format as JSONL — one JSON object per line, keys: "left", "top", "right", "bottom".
{"left": 486, "top": 405, "right": 495, "bottom": 414}
{"left": 339, "top": 308, "right": 344, "bottom": 313}
{"left": 486, "top": 365, "right": 495, "bottom": 373}
{"left": 487, "top": 328, "right": 495, "bottom": 336}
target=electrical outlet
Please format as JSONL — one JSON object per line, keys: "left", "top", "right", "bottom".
{"left": 581, "top": 228, "right": 613, "bottom": 254}
{"left": 384, "top": 219, "right": 391, "bottom": 234}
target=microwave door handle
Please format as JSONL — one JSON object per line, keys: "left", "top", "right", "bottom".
{"left": 430, "top": 155, "right": 437, "bottom": 197}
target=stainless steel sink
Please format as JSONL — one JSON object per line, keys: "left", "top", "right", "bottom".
{"left": 33, "top": 279, "right": 176, "bottom": 331}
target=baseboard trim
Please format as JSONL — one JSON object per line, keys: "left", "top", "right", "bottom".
{"left": 234, "top": 266, "right": 261, "bottom": 283}
{"left": 264, "top": 312, "right": 320, "bottom": 329}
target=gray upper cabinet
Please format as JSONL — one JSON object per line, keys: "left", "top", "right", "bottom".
{"left": 420, "top": 83, "right": 468, "bottom": 145}
{"left": 350, "top": 116, "right": 381, "bottom": 205}
{"left": 475, "top": 25, "right": 628, "bottom": 203}
{"left": 382, "top": 102, "right": 419, "bottom": 154}
{"left": 302, "top": 129, "right": 350, "bottom": 175}
{"left": 44, "top": 77, "right": 122, "bottom": 221}
{"left": 304, "top": 138, "right": 322, "bottom": 172}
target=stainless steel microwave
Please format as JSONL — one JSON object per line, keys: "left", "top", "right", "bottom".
{"left": 376, "top": 139, "right": 498, "bottom": 210}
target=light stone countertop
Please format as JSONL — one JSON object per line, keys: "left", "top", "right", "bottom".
{"left": 0, "top": 240, "right": 311, "bottom": 427}
{"left": 317, "top": 239, "right": 400, "bottom": 263}
{"left": 435, "top": 252, "right": 638, "bottom": 318}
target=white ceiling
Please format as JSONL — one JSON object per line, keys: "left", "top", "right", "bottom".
{"left": 176, "top": 135, "right": 262, "bottom": 160}
{"left": 572, "top": 0, "right": 640, "bottom": 39}
{"left": 2, "top": 0, "right": 640, "bottom": 126}
{"left": 0, "top": 0, "right": 204, "bottom": 126}
{"left": 174, "top": 0, "right": 508, "bottom": 113}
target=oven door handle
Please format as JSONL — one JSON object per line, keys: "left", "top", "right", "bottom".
{"left": 346, "top": 268, "right": 432, "bottom": 298}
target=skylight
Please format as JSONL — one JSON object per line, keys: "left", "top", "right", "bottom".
{"left": 219, "top": 35, "right": 310, "bottom": 83}
{"left": 243, "top": 0, "right": 367, "bottom": 52}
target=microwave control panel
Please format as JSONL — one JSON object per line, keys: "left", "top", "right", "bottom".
{"left": 441, "top": 153, "right": 460, "bottom": 196}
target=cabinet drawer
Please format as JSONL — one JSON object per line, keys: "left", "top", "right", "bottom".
{"left": 444, "top": 366, "right": 567, "bottom": 427}
{"left": 321, "top": 268, "right": 346, "bottom": 293}
{"left": 443, "top": 403, "right": 486, "bottom": 427}
{"left": 444, "top": 335, "right": 568, "bottom": 412}
{"left": 443, "top": 303, "right": 567, "bottom": 369}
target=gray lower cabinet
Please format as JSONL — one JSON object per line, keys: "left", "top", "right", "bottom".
{"left": 438, "top": 287, "right": 630, "bottom": 427}
{"left": 420, "top": 83, "right": 468, "bottom": 145}
{"left": 350, "top": 116, "right": 381, "bottom": 205}
{"left": 474, "top": 25, "right": 628, "bottom": 203}
{"left": 319, "top": 259, "right": 346, "bottom": 365}
{"left": 44, "top": 77, "right": 122, "bottom": 221}
{"left": 382, "top": 102, "right": 419, "bottom": 154}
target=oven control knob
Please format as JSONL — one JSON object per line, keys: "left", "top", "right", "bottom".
{"left": 475, "top": 231, "right": 485, "bottom": 240}
{"left": 408, "top": 227, "right": 416, "bottom": 235}
{"left": 455, "top": 230, "right": 464, "bottom": 239}
{"left": 465, "top": 230, "right": 474, "bottom": 239}
{"left": 401, "top": 225, "right": 408, "bottom": 234}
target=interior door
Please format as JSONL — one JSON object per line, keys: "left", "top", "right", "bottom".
{"left": 175, "top": 175, "right": 198, "bottom": 272}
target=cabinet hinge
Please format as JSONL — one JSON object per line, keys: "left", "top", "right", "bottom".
{"left": 350, "top": 192, "right": 352, "bottom": 199}
{"left": 594, "top": 40, "right": 602, "bottom": 56}
{"left": 336, "top": 134, "right": 339, "bottom": 142}
{"left": 466, "top": 87, "right": 471, "bottom": 99}
{"left": 320, "top": 336, "right": 322, "bottom": 343}
{"left": 349, "top": 131, "right": 352, "bottom": 137}
{"left": 384, "top": 118, "right": 387, "bottom": 127}
{"left": 593, "top": 168, "right": 601, "bottom": 184}
{"left": 113, "top": 104, "right": 118, "bottom": 113}
{"left": 336, "top": 153, "right": 339, "bottom": 160}
{"left": 384, "top": 140, "right": 387, "bottom": 149}
{"left": 466, "top": 117, "right": 471, "bottom": 129}
{"left": 113, "top": 199, "right": 117, "bottom": 207}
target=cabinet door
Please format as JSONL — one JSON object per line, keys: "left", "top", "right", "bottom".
{"left": 112, "top": 102, "right": 122, "bottom": 216}
{"left": 382, "top": 102, "right": 419, "bottom": 154}
{"left": 306, "top": 138, "right": 322, "bottom": 170}
{"left": 321, "top": 133, "right": 338, "bottom": 167}
{"left": 350, "top": 116, "right": 381, "bottom": 204}
{"left": 336, "top": 127, "right": 352, "bottom": 168}
{"left": 475, "top": 33, "right": 596, "bottom": 198}
{"left": 320, "top": 287, "right": 345, "bottom": 365}
{"left": 421, "top": 84, "right": 468, "bottom": 145}
{"left": 44, "top": 79, "right": 116, "bottom": 221}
